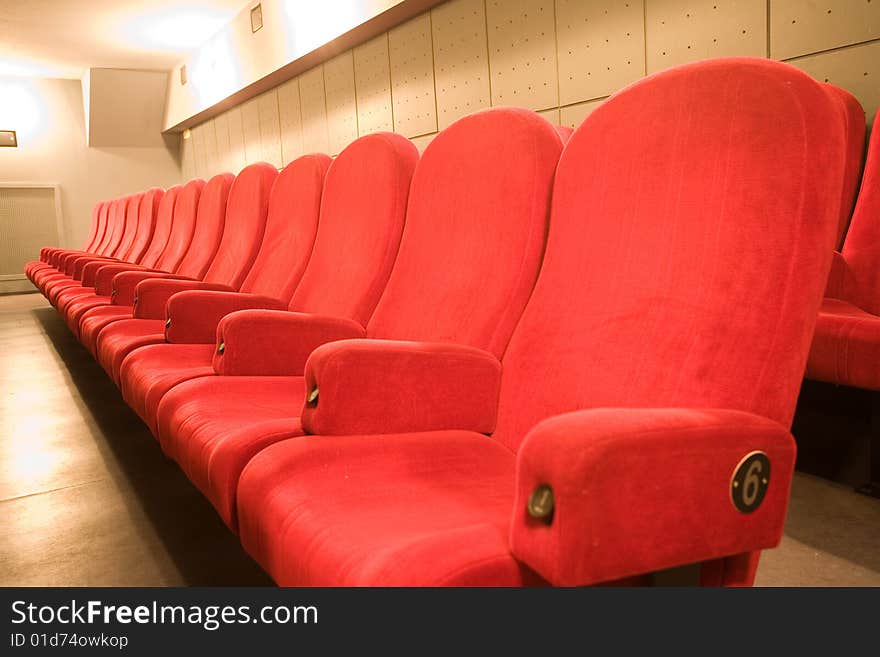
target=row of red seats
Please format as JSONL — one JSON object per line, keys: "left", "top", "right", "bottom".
{"left": 23, "top": 58, "right": 862, "bottom": 585}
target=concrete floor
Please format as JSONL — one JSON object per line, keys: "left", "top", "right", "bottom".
{"left": 1, "top": 292, "right": 878, "bottom": 587}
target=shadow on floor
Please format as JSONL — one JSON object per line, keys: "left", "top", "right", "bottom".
{"left": 33, "top": 305, "right": 273, "bottom": 586}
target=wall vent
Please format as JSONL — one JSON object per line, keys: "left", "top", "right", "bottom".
{"left": 0, "top": 184, "right": 63, "bottom": 293}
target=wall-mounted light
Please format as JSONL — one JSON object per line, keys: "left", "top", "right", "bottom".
{"left": 182, "top": 129, "right": 191, "bottom": 140}
{"left": 250, "top": 4, "right": 263, "bottom": 33}
{"left": 0, "top": 130, "right": 17, "bottom": 147}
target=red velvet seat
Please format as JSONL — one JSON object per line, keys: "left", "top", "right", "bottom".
{"left": 806, "top": 106, "right": 879, "bottom": 390}
{"left": 139, "top": 133, "right": 416, "bottom": 447}
{"left": 118, "top": 153, "right": 333, "bottom": 433}
{"left": 33, "top": 198, "right": 125, "bottom": 294}
{"left": 156, "top": 108, "right": 564, "bottom": 529}
{"left": 95, "top": 163, "right": 277, "bottom": 383}
{"left": 235, "top": 58, "right": 847, "bottom": 586}
{"left": 53, "top": 188, "right": 165, "bottom": 323}
{"left": 25, "top": 201, "right": 107, "bottom": 282}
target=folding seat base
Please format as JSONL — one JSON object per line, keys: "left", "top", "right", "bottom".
{"left": 236, "top": 430, "right": 547, "bottom": 586}
{"left": 62, "top": 294, "right": 112, "bottom": 337}
{"left": 806, "top": 299, "right": 880, "bottom": 391}
{"left": 156, "top": 376, "right": 307, "bottom": 529}
{"left": 118, "top": 344, "right": 217, "bottom": 436}
{"left": 95, "top": 318, "right": 166, "bottom": 383}
{"left": 79, "top": 305, "right": 135, "bottom": 355}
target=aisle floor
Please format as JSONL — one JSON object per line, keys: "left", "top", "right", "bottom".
{"left": 1, "top": 292, "right": 878, "bottom": 586}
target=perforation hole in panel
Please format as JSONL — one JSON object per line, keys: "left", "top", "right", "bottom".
{"left": 226, "top": 106, "right": 247, "bottom": 173}
{"left": 790, "top": 40, "right": 880, "bottom": 130}
{"left": 214, "top": 112, "right": 232, "bottom": 173}
{"left": 556, "top": 0, "right": 646, "bottom": 105}
{"left": 771, "top": 0, "right": 880, "bottom": 60}
{"left": 646, "top": 0, "right": 767, "bottom": 73}
{"left": 354, "top": 34, "right": 393, "bottom": 135}
{"left": 561, "top": 97, "right": 607, "bottom": 130}
{"left": 390, "top": 13, "right": 438, "bottom": 137}
{"left": 432, "top": 0, "right": 491, "bottom": 129}
{"left": 278, "top": 77, "right": 304, "bottom": 165}
{"left": 299, "top": 66, "right": 330, "bottom": 154}
{"left": 323, "top": 51, "right": 359, "bottom": 155}
{"left": 203, "top": 119, "right": 219, "bottom": 176}
{"left": 486, "top": 0, "right": 559, "bottom": 111}
{"left": 240, "top": 98, "right": 262, "bottom": 164}
{"left": 257, "top": 90, "right": 283, "bottom": 168}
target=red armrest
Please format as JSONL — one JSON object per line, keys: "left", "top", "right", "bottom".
{"left": 164, "top": 291, "right": 287, "bottom": 344}
{"left": 83, "top": 259, "right": 144, "bottom": 288}
{"left": 72, "top": 254, "right": 114, "bottom": 280}
{"left": 301, "top": 339, "right": 501, "bottom": 435}
{"left": 213, "top": 310, "right": 365, "bottom": 376}
{"left": 95, "top": 263, "right": 153, "bottom": 297}
{"left": 112, "top": 271, "right": 191, "bottom": 307}
{"left": 509, "top": 407, "right": 796, "bottom": 586}
{"left": 133, "top": 278, "right": 233, "bottom": 320}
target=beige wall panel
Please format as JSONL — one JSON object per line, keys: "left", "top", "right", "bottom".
{"left": 790, "top": 40, "right": 880, "bottom": 129}
{"left": 191, "top": 124, "right": 207, "bottom": 179}
{"left": 556, "top": 0, "right": 646, "bottom": 105}
{"left": 299, "top": 67, "right": 330, "bottom": 154}
{"left": 410, "top": 132, "right": 437, "bottom": 152}
{"left": 202, "top": 119, "right": 219, "bottom": 176}
{"left": 486, "top": 0, "right": 558, "bottom": 111}
{"left": 770, "top": 0, "right": 880, "bottom": 60}
{"left": 432, "top": 0, "right": 492, "bottom": 129}
{"left": 390, "top": 13, "right": 438, "bottom": 137}
{"left": 277, "top": 78, "right": 304, "bottom": 165}
{"left": 226, "top": 106, "right": 247, "bottom": 173}
{"left": 646, "top": 0, "right": 767, "bottom": 73}
{"left": 324, "top": 51, "right": 359, "bottom": 155}
{"left": 181, "top": 133, "right": 195, "bottom": 182}
{"left": 213, "top": 112, "right": 232, "bottom": 173}
{"left": 240, "top": 98, "right": 262, "bottom": 164}
{"left": 537, "top": 107, "right": 560, "bottom": 125}
{"left": 561, "top": 97, "right": 607, "bottom": 130}
{"left": 257, "top": 90, "right": 283, "bottom": 168}
{"left": 355, "top": 35, "right": 394, "bottom": 135}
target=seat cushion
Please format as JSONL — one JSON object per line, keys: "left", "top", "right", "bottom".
{"left": 119, "top": 343, "right": 216, "bottom": 435}
{"left": 95, "top": 318, "right": 166, "bottom": 383}
{"left": 806, "top": 298, "right": 880, "bottom": 390}
{"left": 156, "top": 376, "right": 307, "bottom": 528}
{"left": 62, "top": 294, "right": 112, "bottom": 337}
{"left": 79, "top": 305, "right": 135, "bottom": 356}
{"left": 236, "top": 431, "right": 543, "bottom": 586}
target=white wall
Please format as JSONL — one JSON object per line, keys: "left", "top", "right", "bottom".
{"left": 0, "top": 77, "right": 181, "bottom": 251}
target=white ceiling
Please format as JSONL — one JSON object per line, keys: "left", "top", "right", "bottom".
{"left": 0, "top": 0, "right": 250, "bottom": 78}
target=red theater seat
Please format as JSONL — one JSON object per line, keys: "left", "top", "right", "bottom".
{"left": 119, "top": 153, "right": 333, "bottom": 433}
{"left": 156, "top": 108, "right": 563, "bottom": 529}
{"left": 25, "top": 201, "right": 107, "bottom": 281}
{"left": 807, "top": 106, "right": 879, "bottom": 391}
{"left": 234, "top": 58, "right": 846, "bottom": 586}
{"left": 95, "top": 163, "right": 277, "bottom": 383}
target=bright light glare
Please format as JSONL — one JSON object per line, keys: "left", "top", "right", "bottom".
{"left": 190, "top": 32, "right": 240, "bottom": 107}
{"left": 0, "top": 78, "right": 49, "bottom": 145}
{"left": 124, "top": 7, "right": 232, "bottom": 52}
{"left": 0, "top": 56, "right": 62, "bottom": 78}
{"left": 282, "top": 0, "right": 364, "bottom": 55}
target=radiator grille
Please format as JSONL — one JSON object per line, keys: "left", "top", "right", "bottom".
{"left": 0, "top": 186, "right": 59, "bottom": 282}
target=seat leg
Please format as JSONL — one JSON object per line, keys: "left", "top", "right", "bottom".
{"left": 855, "top": 390, "right": 880, "bottom": 498}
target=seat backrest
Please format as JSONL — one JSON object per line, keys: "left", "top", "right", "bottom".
{"left": 289, "top": 134, "right": 417, "bottom": 323}
{"left": 154, "top": 179, "right": 205, "bottom": 274}
{"left": 240, "top": 154, "right": 331, "bottom": 301}
{"left": 493, "top": 58, "right": 846, "bottom": 452}
{"left": 83, "top": 202, "right": 104, "bottom": 251}
{"left": 365, "top": 109, "right": 563, "bottom": 356}
{"left": 139, "top": 186, "right": 180, "bottom": 270}
{"left": 94, "top": 199, "right": 121, "bottom": 255}
{"left": 123, "top": 187, "right": 164, "bottom": 263}
{"left": 172, "top": 174, "right": 234, "bottom": 279}
{"left": 112, "top": 193, "right": 143, "bottom": 261}
{"left": 202, "top": 162, "right": 278, "bottom": 288}
{"left": 840, "top": 106, "right": 880, "bottom": 314}
{"left": 103, "top": 196, "right": 133, "bottom": 257}
{"left": 824, "top": 84, "right": 866, "bottom": 247}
